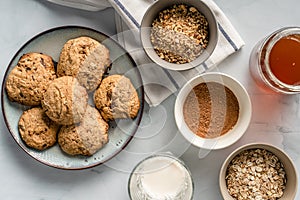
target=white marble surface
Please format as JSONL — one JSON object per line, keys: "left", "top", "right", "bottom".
{"left": 0, "top": 0, "right": 299, "bottom": 199}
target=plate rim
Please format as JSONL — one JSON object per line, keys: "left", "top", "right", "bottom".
{"left": 1, "top": 25, "right": 145, "bottom": 170}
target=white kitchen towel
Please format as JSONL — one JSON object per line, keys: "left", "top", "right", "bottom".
{"left": 110, "top": 0, "right": 245, "bottom": 106}
{"left": 46, "top": 0, "right": 111, "bottom": 11}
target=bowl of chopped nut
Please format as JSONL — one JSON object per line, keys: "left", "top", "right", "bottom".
{"left": 219, "top": 143, "right": 298, "bottom": 200}
{"left": 141, "top": 0, "right": 218, "bottom": 71}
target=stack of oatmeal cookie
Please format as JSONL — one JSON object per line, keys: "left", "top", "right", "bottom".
{"left": 5, "top": 36, "right": 140, "bottom": 156}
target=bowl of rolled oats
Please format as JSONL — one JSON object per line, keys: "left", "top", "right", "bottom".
{"left": 141, "top": 0, "right": 218, "bottom": 71}
{"left": 219, "top": 143, "right": 298, "bottom": 200}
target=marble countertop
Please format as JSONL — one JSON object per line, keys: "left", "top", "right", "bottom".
{"left": 0, "top": 0, "right": 299, "bottom": 199}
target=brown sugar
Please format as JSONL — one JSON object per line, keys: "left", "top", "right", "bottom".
{"left": 183, "top": 82, "right": 239, "bottom": 138}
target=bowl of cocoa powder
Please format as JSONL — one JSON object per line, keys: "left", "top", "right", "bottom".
{"left": 174, "top": 72, "right": 252, "bottom": 150}
{"left": 141, "top": 0, "right": 218, "bottom": 71}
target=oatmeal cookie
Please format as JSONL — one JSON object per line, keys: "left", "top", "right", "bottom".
{"left": 5, "top": 52, "right": 56, "bottom": 106}
{"left": 57, "top": 36, "right": 110, "bottom": 92}
{"left": 94, "top": 74, "right": 140, "bottom": 121}
{"left": 41, "top": 76, "right": 88, "bottom": 125}
{"left": 18, "top": 107, "right": 60, "bottom": 151}
{"left": 58, "top": 105, "right": 109, "bottom": 156}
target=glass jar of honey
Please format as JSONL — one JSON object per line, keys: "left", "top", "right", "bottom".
{"left": 249, "top": 27, "right": 300, "bottom": 94}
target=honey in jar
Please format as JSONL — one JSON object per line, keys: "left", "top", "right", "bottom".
{"left": 269, "top": 34, "right": 300, "bottom": 85}
{"left": 249, "top": 27, "right": 300, "bottom": 94}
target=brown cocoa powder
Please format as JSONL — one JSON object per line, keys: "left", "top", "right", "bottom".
{"left": 183, "top": 82, "right": 239, "bottom": 138}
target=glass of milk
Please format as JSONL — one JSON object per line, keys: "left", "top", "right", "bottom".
{"left": 128, "top": 154, "right": 194, "bottom": 200}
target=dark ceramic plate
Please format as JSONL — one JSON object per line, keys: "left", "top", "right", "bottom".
{"left": 1, "top": 26, "right": 144, "bottom": 169}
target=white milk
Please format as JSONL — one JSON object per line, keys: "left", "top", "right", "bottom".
{"left": 129, "top": 155, "right": 193, "bottom": 200}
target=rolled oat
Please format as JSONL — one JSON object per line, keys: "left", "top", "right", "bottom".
{"left": 226, "top": 148, "right": 287, "bottom": 200}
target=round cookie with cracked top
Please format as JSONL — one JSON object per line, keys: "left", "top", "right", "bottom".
{"left": 18, "top": 107, "right": 60, "bottom": 151}
{"left": 58, "top": 105, "right": 109, "bottom": 156}
{"left": 57, "top": 36, "right": 111, "bottom": 92}
{"left": 41, "top": 76, "right": 88, "bottom": 125}
{"left": 5, "top": 52, "right": 56, "bottom": 106}
{"left": 94, "top": 74, "right": 140, "bottom": 121}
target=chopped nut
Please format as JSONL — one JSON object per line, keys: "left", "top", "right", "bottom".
{"left": 150, "top": 4, "right": 209, "bottom": 64}
{"left": 226, "top": 148, "right": 286, "bottom": 200}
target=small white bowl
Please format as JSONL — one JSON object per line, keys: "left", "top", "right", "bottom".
{"left": 219, "top": 143, "right": 298, "bottom": 200}
{"left": 174, "top": 72, "right": 252, "bottom": 150}
{"left": 141, "top": 0, "right": 218, "bottom": 71}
